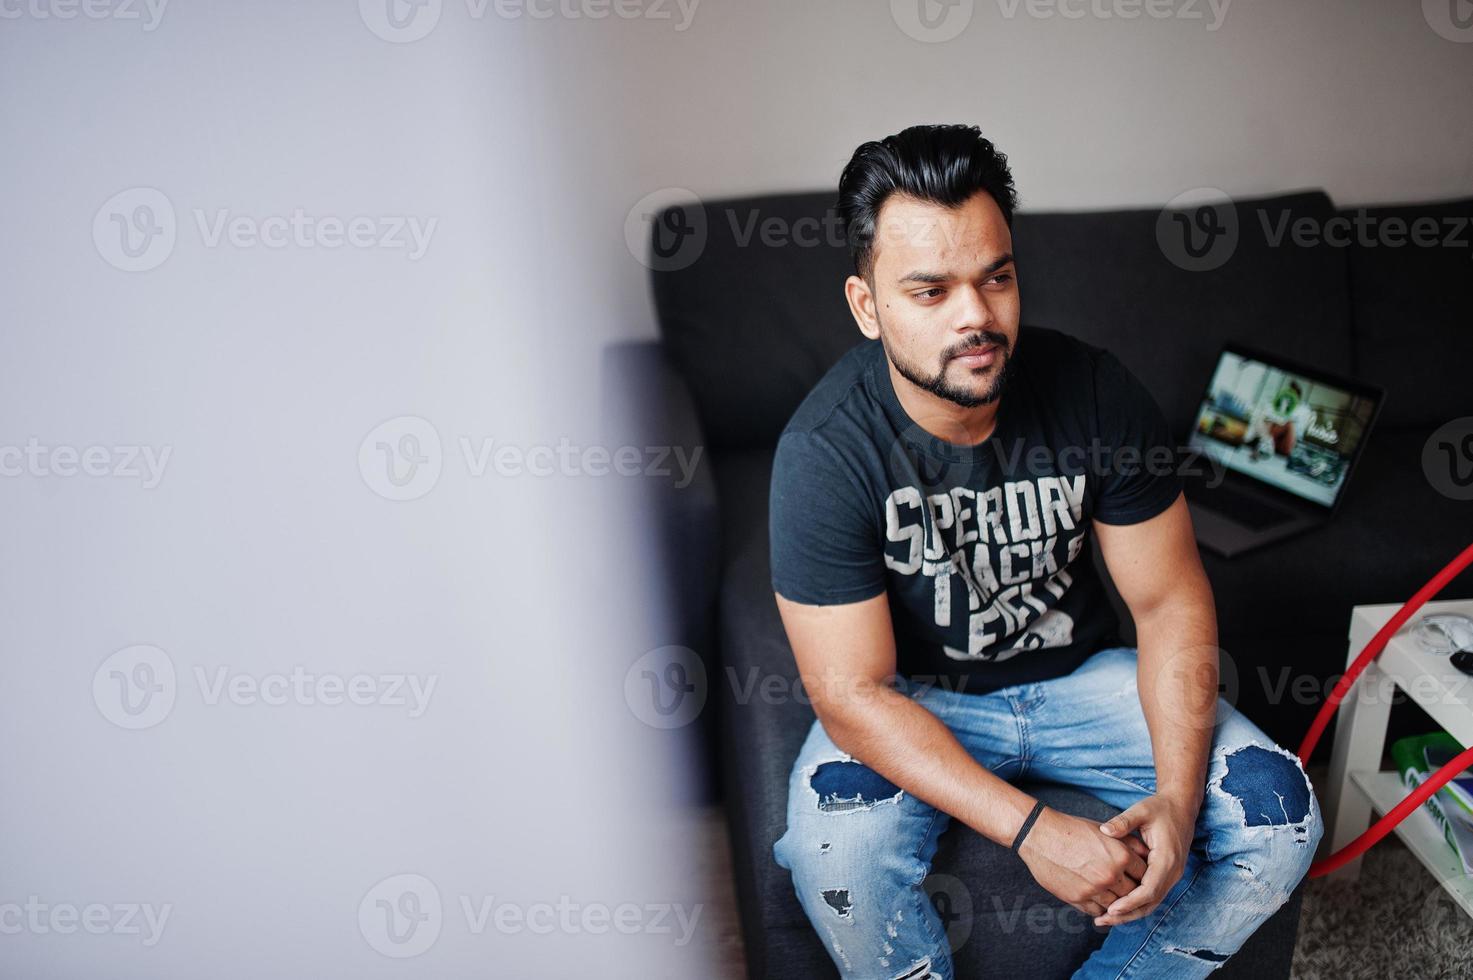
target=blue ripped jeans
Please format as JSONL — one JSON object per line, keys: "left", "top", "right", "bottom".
{"left": 771, "top": 646, "right": 1323, "bottom": 980}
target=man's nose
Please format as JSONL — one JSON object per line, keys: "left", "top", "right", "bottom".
{"left": 952, "top": 283, "right": 996, "bottom": 333}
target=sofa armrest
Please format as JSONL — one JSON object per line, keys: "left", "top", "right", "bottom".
{"left": 601, "top": 339, "right": 720, "bottom": 658}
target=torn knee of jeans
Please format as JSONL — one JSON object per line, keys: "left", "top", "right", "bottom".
{"left": 1166, "top": 946, "right": 1230, "bottom": 967}
{"left": 892, "top": 957, "right": 941, "bottom": 980}
{"left": 1225, "top": 854, "right": 1301, "bottom": 910}
{"left": 821, "top": 888, "right": 852, "bottom": 919}
{"left": 810, "top": 760, "right": 904, "bottom": 812}
{"left": 1213, "top": 743, "right": 1314, "bottom": 840}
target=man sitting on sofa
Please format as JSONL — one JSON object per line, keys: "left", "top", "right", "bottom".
{"left": 768, "top": 123, "right": 1323, "bottom": 980}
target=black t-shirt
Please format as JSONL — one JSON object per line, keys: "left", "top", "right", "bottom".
{"left": 769, "top": 325, "right": 1183, "bottom": 693}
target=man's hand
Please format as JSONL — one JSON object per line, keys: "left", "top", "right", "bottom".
{"left": 1016, "top": 807, "right": 1150, "bottom": 920}
{"left": 1091, "top": 792, "right": 1200, "bottom": 926}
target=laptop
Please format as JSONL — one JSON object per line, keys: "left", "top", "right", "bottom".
{"left": 1181, "top": 343, "right": 1385, "bottom": 558}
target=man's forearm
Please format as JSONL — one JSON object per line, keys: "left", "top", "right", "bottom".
{"left": 1135, "top": 594, "right": 1218, "bottom": 804}
{"left": 817, "top": 683, "right": 1039, "bottom": 846}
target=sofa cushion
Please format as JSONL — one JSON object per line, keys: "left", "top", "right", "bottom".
{"left": 1343, "top": 196, "right": 1473, "bottom": 430}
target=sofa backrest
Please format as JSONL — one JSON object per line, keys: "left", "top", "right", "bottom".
{"left": 650, "top": 192, "right": 855, "bottom": 450}
{"left": 1010, "top": 191, "right": 1353, "bottom": 434}
{"left": 650, "top": 190, "right": 1356, "bottom": 449}
{"left": 1342, "top": 196, "right": 1473, "bottom": 432}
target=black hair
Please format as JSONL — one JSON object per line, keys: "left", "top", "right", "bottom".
{"left": 837, "top": 124, "right": 1018, "bottom": 281}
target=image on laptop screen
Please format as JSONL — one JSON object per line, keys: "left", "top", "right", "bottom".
{"left": 1186, "top": 349, "right": 1379, "bottom": 507}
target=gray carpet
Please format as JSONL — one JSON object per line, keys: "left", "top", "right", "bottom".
{"left": 1293, "top": 832, "right": 1473, "bottom": 979}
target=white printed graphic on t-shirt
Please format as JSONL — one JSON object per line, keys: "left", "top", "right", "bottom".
{"left": 882, "top": 474, "right": 1088, "bottom": 663}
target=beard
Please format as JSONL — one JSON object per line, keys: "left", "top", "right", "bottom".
{"left": 878, "top": 320, "right": 1015, "bottom": 409}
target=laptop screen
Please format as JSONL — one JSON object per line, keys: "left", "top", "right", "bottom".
{"left": 1186, "top": 347, "right": 1381, "bottom": 508}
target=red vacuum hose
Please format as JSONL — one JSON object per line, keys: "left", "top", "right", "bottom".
{"left": 1297, "top": 541, "right": 1473, "bottom": 877}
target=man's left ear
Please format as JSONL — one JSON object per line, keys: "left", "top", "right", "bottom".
{"left": 844, "top": 274, "right": 880, "bottom": 340}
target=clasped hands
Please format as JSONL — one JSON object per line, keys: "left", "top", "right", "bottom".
{"left": 1015, "top": 792, "right": 1199, "bottom": 927}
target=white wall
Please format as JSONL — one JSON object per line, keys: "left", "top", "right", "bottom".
{"left": 540, "top": 0, "right": 1473, "bottom": 340}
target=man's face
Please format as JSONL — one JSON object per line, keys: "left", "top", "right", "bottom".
{"left": 851, "top": 189, "right": 1020, "bottom": 408}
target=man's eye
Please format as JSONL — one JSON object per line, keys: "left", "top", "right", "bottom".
{"left": 988, "top": 273, "right": 1014, "bottom": 286}
{"left": 916, "top": 288, "right": 944, "bottom": 299}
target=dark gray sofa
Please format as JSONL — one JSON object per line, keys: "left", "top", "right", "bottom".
{"left": 607, "top": 189, "right": 1473, "bottom": 978}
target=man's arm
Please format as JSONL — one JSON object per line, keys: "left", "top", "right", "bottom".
{"left": 775, "top": 590, "right": 1149, "bottom": 918}
{"left": 1090, "top": 491, "right": 1219, "bottom": 923}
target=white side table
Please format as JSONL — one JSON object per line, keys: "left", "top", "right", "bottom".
{"left": 1322, "top": 598, "right": 1473, "bottom": 914}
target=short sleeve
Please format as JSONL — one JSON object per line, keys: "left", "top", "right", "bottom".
{"left": 1091, "top": 350, "right": 1185, "bottom": 525}
{"left": 769, "top": 430, "right": 887, "bottom": 605}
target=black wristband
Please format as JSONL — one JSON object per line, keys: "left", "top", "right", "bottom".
{"left": 1010, "top": 800, "right": 1046, "bottom": 854}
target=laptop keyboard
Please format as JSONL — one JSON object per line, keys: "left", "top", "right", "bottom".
{"left": 1188, "top": 480, "right": 1295, "bottom": 530}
